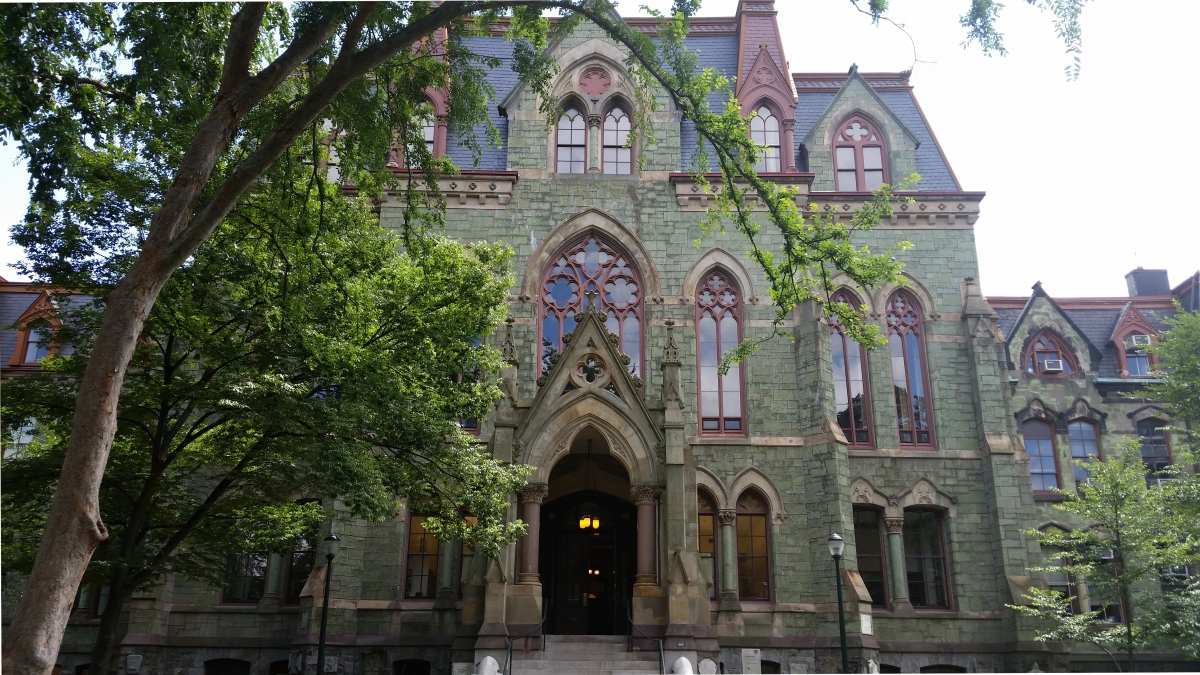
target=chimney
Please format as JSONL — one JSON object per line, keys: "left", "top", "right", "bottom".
{"left": 1124, "top": 267, "right": 1171, "bottom": 297}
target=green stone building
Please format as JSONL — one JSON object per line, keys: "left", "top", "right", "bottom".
{"left": 7, "top": 2, "right": 1198, "bottom": 674}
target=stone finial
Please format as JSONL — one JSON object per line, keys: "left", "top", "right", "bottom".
{"left": 519, "top": 484, "right": 548, "bottom": 504}
{"left": 501, "top": 317, "right": 518, "bottom": 365}
{"left": 586, "top": 290, "right": 599, "bottom": 315}
{"left": 663, "top": 319, "right": 681, "bottom": 365}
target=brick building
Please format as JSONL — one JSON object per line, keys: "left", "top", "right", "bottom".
{"left": 6, "top": 2, "right": 1199, "bottom": 673}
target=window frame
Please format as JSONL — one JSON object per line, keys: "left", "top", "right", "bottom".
{"left": 852, "top": 507, "right": 889, "bottom": 608}
{"left": 734, "top": 489, "right": 773, "bottom": 602}
{"left": 1119, "top": 332, "right": 1156, "bottom": 378}
{"left": 1023, "top": 331, "right": 1078, "bottom": 377}
{"left": 1137, "top": 418, "right": 1173, "bottom": 485}
{"left": 9, "top": 318, "right": 60, "bottom": 367}
{"left": 555, "top": 104, "right": 588, "bottom": 174}
{"left": 404, "top": 514, "right": 440, "bottom": 600}
{"left": 749, "top": 103, "right": 782, "bottom": 173}
{"left": 1040, "top": 545, "right": 1079, "bottom": 614}
{"left": 1022, "top": 419, "right": 1062, "bottom": 494}
{"left": 833, "top": 115, "right": 888, "bottom": 192}
{"left": 902, "top": 509, "right": 953, "bottom": 610}
{"left": 695, "top": 269, "right": 746, "bottom": 436}
{"left": 830, "top": 290, "right": 874, "bottom": 448}
{"left": 219, "top": 552, "right": 269, "bottom": 605}
{"left": 885, "top": 291, "right": 936, "bottom": 448}
{"left": 698, "top": 489, "right": 719, "bottom": 601}
{"left": 601, "top": 102, "right": 633, "bottom": 175}
{"left": 538, "top": 234, "right": 644, "bottom": 382}
{"left": 1067, "top": 420, "right": 1102, "bottom": 487}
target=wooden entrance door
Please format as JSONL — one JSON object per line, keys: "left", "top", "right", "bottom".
{"left": 541, "top": 490, "right": 636, "bottom": 635}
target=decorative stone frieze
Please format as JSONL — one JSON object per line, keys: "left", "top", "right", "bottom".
{"left": 383, "top": 171, "right": 516, "bottom": 209}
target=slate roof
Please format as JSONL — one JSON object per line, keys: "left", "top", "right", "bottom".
{"left": 995, "top": 308, "right": 1023, "bottom": 338}
{"left": 877, "top": 91, "right": 958, "bottom": 191}
{"left": 679, "top": 35, "right": 739, "bottom": 170}
{"left": 448, "top": 36, "right": 516, "bottom": 171}
{"left": 0, "top": 291, "right": 39, "bottom": 364}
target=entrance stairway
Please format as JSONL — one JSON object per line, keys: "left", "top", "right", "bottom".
{"left": 510, "top": 635, "right": 662, "bottom": 675}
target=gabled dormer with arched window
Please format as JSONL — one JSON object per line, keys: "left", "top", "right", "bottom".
{"left": 1023, "top": 331, "right": 1078, "bottom": 377}
{"left": 749, "top": 103, "right": 782, "bottom": 173}
{"left": 833, "top": 115, "right": 887, "bottom": 192}
{"left": 8, "top": 291, "right": 62, "bottom": 369}
{"left": 735, "top": 30, "right": 798, "bottom": 173}
{"left": 1110, "top": 304, "right": 1159, "bottom": 378}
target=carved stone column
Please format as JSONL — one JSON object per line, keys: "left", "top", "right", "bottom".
{"left": 518, "top": 484, "right": 548, "bottom": 584}
{"left": 717, "top": 510, "right": 741, "bottom": 611}
{"left": 781, "top": 118, "right": 797, "bottom": 172}
{"left": 884, "top": 517, "right": 910, "bottom": 608}
{"left": 587, "top": 113, "right": 602, "bottom": 173}
{"left": 631, "top": 486, "right": 661, "bottom": 586}
{"left": 261, "top": 552, "right": 286, "bottom": 606}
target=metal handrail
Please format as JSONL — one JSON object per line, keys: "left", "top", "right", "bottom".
{"left": 625, "top": 597, "right": 665, "bottom": 675}
{"left": 503, "top": 598, "right": 548, "bottom": 675}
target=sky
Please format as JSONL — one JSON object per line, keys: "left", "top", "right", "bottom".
{"left": 2, "top": 0, "right": 1197, "bottom": 298}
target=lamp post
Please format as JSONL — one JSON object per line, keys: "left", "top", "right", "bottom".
{"left": 827, "top": 533, "right": 849, "bottom": 674}
{"left": 317, "top": 533, "right": 340, "bottom": 675}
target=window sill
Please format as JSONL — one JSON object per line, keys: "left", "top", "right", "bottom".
{"left": 1034, "top": 492, "right": 1069, "bottom": 503}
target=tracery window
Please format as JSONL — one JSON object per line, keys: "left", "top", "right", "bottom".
{"left": 556, "top": 107, "right": 587, "bottom": 174}
{"left": 405, "top": 515, "right": 439, "bottom": 599}
{"left": 696, "top": 270, "right": 743, "bottom": 434}
{"left": 749, "top": 105, "right": 781, "bottom": 172}
{"left": 886, "top": 292, "right": 933, "bottom": 447}
{"left": 1022, "top": 419, "right": 1060, "bottom": 492}
{"left": 1068, "top": 420, "right": 1101, "bottom": 485}
{"left": 830, "top": 291, "right": 872, "bottom": 446}
{"left": 735, "top": 489, "right": 771, "bottom": 601}
{"left": 540, "top": 235, "right": 642, "bottom": 377}
{"left": 1138, "top": 419, "right": 1172, "bottom": 485}
{"left": 698, "top": 490, "right": 718, "bottom": 600}
{"left": 834, "top": 116, "right": 887, "bottom": 191}
{"left": 853, "top": 508, "right": 888, "bottom": 607}
{"left": 1024, "top": 331, "right": 1076, "bottom": 375}
{"left": 602, "top": 107, "right": 632, "bottom": 175}
{"left": 903, "top": 510, "right": 950, "bottom": 608}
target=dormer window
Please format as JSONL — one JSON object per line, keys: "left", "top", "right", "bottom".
{"left": 1124, "top": 334, "right": 1152, "bottom": 376}
{"left": 602, "top": 107, "right": 631, "bottom": 175}
{"left": 1024, "top": 332, "right": 1076, "bottom": 375}
{"left": 24, "top": 326, "right": 50, "bottom": 363}
{"left": 556, "top": 107, "right": 587, "bottom": 174}
{"left": 750, "top": 106, "right": 781, "bottom": 172}
{"left": 834, "top": 116, "right": 886, "bottom": 191}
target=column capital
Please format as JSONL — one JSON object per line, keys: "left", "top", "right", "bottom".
{"left": 630, "top": 485, "right": 661, "bottom": 505}
{"left": 885, "top": 517, "right": 905, "bottom": 535}
{"left": 781, "top": 118, "right": 795, "bottom": 130}
{"left": 519, "top": 483, "right": 548, "bottom": 504}
{"left": 588, "top": 113, "right": 602, "bottom": 128}
{"left": 718, "top": 509, "right": 737, "bottom": 526}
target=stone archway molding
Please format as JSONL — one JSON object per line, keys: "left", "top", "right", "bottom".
{"left": 520, "top": 208, "right": 663, "bottom": 302}
{"left": 728, "top": 467, "right": 788, "bottom": 524}
{"left": 681, "top": 248, "right": 760, "bottom": 304}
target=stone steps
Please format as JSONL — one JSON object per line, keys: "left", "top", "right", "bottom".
{"left": 510, "top": 635, "right": 663, "bottom": 675}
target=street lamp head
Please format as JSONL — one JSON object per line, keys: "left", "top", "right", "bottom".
{"left": 827, "top": 532, "right": 844, "bottom": 559}
{"left": 325, "top": 533, "right": 340, "bottom": 559}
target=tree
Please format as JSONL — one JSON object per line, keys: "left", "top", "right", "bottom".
{"left": 1, "top": 148, "right": 529, "bottom": 672}
{"left": 0, "top": 1, "right": 1092, "bottom": 670}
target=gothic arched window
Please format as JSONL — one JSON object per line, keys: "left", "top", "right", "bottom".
{"left": 556, "top": 107, "right": 587, "bottom": 174}
{"left": 602, "top": 106, "right": 631, "bottom": 175}
{"left": 830, "top": 290, "right": 872, "bottom": 446}
{"left": 735, "top": 489, "right": 771, "bottom": 601}
{"left": 698, "top": 489, "right": 718, "bottom": 600}
{"left": 1024, "top": 331, "right": 1077, "bottom": 375}
{"left": 1022, "top": 419, "right": 1060, "bottom": 492}
{"left": 834, "top": 115, "right": 887, "bottom": 191}
{"left": 886, "top": 291, "right": 934, "bottom": 447}
{"left": 750, "top": 105, "right": 781, "bottom": 172}
{"left": 696, "top": 270, "right": 744, "bottom": 434}
{"left": 540, "top": 235, "right": 642, "bottom": 376}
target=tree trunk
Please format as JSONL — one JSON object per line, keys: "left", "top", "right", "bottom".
{"left": 2, "top": 273, "right": 168, "bottom": 675}
{"left": 89, "top": 579, "right": 132, "bottom": 675}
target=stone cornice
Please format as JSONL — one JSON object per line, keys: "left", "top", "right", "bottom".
{"left": 381, "top": 170, "right": 516, "bottom": 210}
{"left": 806, "top": 191, "right": 985, "bottom": 228}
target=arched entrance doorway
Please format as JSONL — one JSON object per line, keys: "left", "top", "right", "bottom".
{"left": 540, "top": 427, "right": 637, "bottom": 635}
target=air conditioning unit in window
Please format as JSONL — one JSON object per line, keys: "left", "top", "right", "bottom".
{"left": 1129, "top": 334, "right": 1152, "bottom": 346}
{"left": 1041, "top": 360, "right": 1064, "bottom": 373}
{"left": 1100, "top": 548, "right": 1116, "bottom": 561}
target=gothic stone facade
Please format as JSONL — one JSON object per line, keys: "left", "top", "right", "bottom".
{"left": 11, "top": 2, "right": 1200, "bottom": 674}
